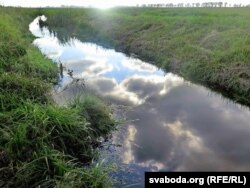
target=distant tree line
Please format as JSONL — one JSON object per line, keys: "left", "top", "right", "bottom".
{"left": 138, "top": 2, "right": 250, "bottom": 8}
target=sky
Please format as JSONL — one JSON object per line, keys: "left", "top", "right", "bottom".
{"left": 1, "top": 0, "right": 249, "bottom": 8}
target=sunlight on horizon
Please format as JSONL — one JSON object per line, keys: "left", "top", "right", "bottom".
{"left": 90, "top": 2, "right": 118, "bottom": 9}
{"left": 1, "top": 0, "right": 249, "bottom": 8}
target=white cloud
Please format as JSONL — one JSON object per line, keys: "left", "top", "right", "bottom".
{"left": 121, "top": 58, "right": 158, "bottom": 73}
{"left": 122, "top": 125, "right": 137, "bottom": 164}
{"left": 163, "top": 120, "right": 204, "bottom": 152}
{"left": 159, "top": 73, "right": 184, "bottom": 95}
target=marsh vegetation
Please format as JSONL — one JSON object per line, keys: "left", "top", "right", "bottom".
{"left": 0, "top": 7, "right": 116, "bottom": 187}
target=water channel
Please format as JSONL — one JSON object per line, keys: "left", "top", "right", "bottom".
{"left": 30, "top": 16, "right": 250, "bottom": 187}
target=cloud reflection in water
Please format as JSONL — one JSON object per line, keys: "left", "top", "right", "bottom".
{"left": 29, "top": 17, "right": 250, "bottom": 179}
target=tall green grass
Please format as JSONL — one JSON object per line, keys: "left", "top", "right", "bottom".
{"left": 41, "top": 7, "right": 250, "bottom": 106}
{"left": 0, "top": 6, "right": 117, "bottom": 187}
{"left": 70, "top": 95, "right": 116, "bottom": 137}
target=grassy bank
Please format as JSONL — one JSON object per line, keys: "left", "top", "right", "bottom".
{"left": 41, "top": 8, "right": 250, "bottom": 106}
{"left": 0, "top": 7, "right": 116, "bottom": 187}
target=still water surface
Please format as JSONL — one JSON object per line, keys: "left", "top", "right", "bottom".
{"left": 30, "top": 16, "right": 250, "bottom": 187}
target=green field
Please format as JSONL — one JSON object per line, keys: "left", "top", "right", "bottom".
{"left": 41, "top": 7, "right": 250, "bottom": 106}
{"left": 0, "top": 7, "right": 116, "bottom": 187}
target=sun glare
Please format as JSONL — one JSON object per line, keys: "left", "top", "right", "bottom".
{"left": 92, "top": 2, "right": 115, "bottom": 9}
